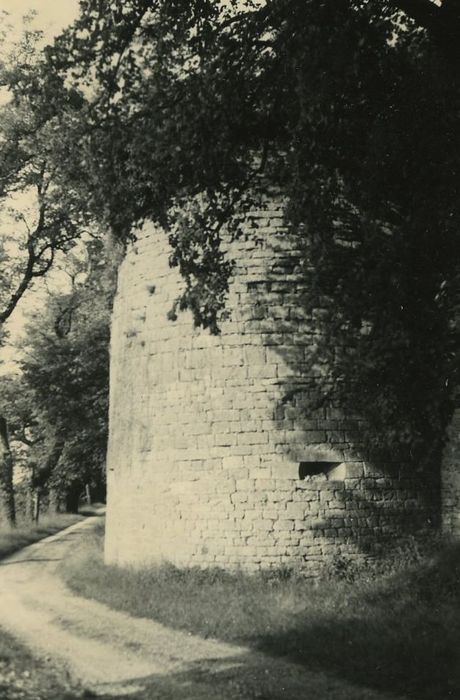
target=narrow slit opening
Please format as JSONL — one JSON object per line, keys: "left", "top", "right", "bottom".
{"left": 298, "top": 461, "right": 341, "bottom": 479}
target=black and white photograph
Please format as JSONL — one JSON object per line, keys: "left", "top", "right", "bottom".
{"left": 0, "top": 1, "right": 458, "bottom": 698}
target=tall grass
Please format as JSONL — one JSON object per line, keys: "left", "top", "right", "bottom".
{"left": 0, "top": 513, "right": 83, "bottom": 560}
{"left": 61, "top": 526, "right": 460, "bottom": 700}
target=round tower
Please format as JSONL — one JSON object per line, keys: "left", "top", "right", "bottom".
{"left": 105, "top": 204, "right": 436, "bottom": 574}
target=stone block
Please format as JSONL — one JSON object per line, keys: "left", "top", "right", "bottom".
{"left": 222, "top": 456, "right": 245, "bottom": 470}
{"left": 285, "top": 503, "right": 307, "bottom": 519}
{"left": 273, "top": 519, "right": 295, "bottom": 532}
{"left": 268, "top": 462, "right": 299, "bottom": 480}
{"left": 237, "top": 431, "right": 269, "bottom": 446}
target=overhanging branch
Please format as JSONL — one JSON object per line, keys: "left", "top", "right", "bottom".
{"left": 389, "top": 0, "right": 460, "bottom": 55}
{"left": 390, "top": 0, "right": 443, "bottom": 32}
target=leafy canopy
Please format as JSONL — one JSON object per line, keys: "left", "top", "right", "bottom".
{"left": 8, "top": 240, "right": 112, "bottom": 500}
{"left": 43, "top": 0, "right": 460, "bottom": 460}
{"left": 0, "top": 14, "right": 93, "bottom": 328}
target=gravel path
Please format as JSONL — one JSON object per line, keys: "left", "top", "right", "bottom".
{"left": 0, "top": 516, "right": 407, "bottom": 699}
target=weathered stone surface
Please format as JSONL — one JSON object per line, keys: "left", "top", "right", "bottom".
{"left": 442, "top": 405, "right": 460, "bottom": 538}
{"left": 105, "top": 212, "right": 438, "bottom": 573}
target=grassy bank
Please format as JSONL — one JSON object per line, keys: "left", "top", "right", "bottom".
{"left": 0, "top": 513, "right": 84, "bottom": 560}
{"left": 61, "top": 525, "right": 460, "bottom": 700}
{"left": 0, "top": 628, "right": 81, "bottom": 700}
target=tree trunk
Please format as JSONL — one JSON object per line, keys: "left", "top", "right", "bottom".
{"left": 0, "top": 416, "right": 16, "bottom": 527}
{"left": 48, "top": 487, "right": 64, "bottom": 514}
{"left": 33, "top": 489, "right": 41, "bottom": 523}
{"left": 41, "top": 438, "right": 66, "bottom": 514}
{"left": 28, "top": 485, "right": 35, "bottom": 521}
{"left": 28, "top": 488, "right": 41, "bottom": 523}
{"left": 65, "top": 486, "right": 80, "bottom": 514}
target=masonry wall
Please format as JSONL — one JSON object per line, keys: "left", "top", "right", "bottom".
{"left": 442, "top": 405, "right": 460, "bottom": 538}
{"left": 105, "top": 206, "right": 437, "bottom": 574}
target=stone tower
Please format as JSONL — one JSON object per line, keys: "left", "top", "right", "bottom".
{"left": 105, "top": 204, "right": 438, "bottom": 574}
{"left": 442, "top": 403, "right": 460, "bottom": 537}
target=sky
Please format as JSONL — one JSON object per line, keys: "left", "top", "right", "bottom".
{"left": 0, "top": 0, "right": 79, "bottom": 40}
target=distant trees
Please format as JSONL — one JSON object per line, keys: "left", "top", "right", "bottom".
{"left": 19, "top": 242, "right": 111, "bottom": 514}
{"left": 0, "top": 240, "right": 111, "bottom": 520}
{"left": 0, "top": 372, "right": 41, "bottom": 521}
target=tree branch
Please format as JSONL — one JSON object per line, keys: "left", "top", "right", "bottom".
{"left": 0, "top": 239, "right": 36, "bottom": 324}
{"left": 389, "top": 0, "right": 460, "bottom": 56}
{"left": 390, "top": 0, "right": 443, "bottom": 32}
{"left": 31, "top": 246, "right": 55, "bottom": 277}
{"left": 0, "top": 199, "right": 58, "bottom": 323}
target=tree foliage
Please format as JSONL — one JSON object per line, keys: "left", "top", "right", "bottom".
{"left": 43, "top": 0, "right": 459, "bottom": 463}
{"left": 0, "top": 21, "right": 102, "bottom": 523}
{"left": 0, "top": 15, "right": 92, "bottom": 326}
{"left": 16, "top": 241, "right": 111, "bottom": 509}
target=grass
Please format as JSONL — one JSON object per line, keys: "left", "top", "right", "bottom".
{"left": 0, "top": 627, "right": 82, "bottom": 700}
{"left": 0, "top": 513, "right": 84, "bottom": 561}
{"left": 60, "top": 526, "right": 460, "bottom": 700}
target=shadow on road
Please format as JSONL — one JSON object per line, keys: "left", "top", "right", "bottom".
{"left": 84, "top": 552, "right": 459, "bottom": 700}
{"left": 0, "top": 558, "right": 62, "bottom": 566}
{"left": 78, "top": 652, "right": 394, "bottom": 700}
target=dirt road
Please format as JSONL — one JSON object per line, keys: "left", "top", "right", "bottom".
{"left": 0, "top": 516, "right": 405, "bottom": 699}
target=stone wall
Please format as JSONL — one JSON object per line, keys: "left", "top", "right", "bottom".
{"left": 442, "top": 406, "right": 460, "bottom": 538}
{"left": 105, "top": 205, "right": 437, "bottom": 574}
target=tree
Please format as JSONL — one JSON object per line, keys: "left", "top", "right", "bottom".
{"left": 0, "top": 242, "right": 111, "bottom": 520}
{"left": 0, "top": 15, "right": 91, "bottom": 325}
{"left": 0, "top": 415, "right": 15, "bottom": 524}
{"left": 45, "top": 0, "right": 459, "bottom": 464}
{"left": 0, "top": 18, "right": 96, "bottom": 524}
{"left": 0, "top": 268, "right": 110, "bottom": 520}
{"left": 17, "top": 239, "right": 112, "bottom": 514}
{"left": 0, "top": 373, "right": 44, "bottom": 521}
